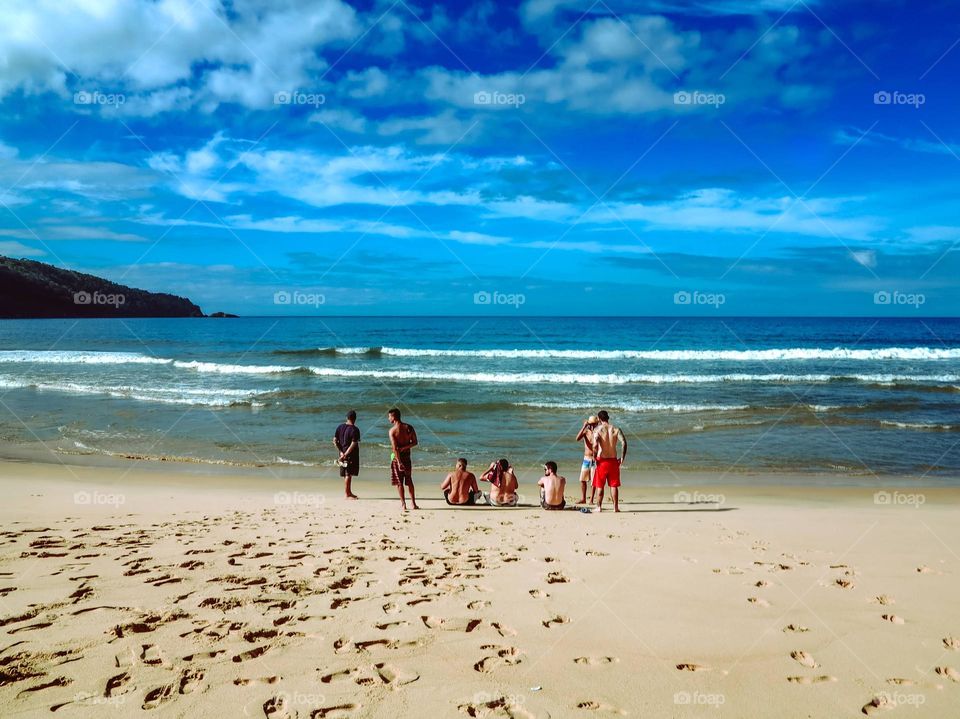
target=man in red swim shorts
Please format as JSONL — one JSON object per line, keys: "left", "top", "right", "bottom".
{"left": 592, "top": 410, "right": 627, "bottom": 513}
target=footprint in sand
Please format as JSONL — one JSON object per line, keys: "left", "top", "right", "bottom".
{"left": 458, "top": 696, "right": 537, "bottom": 719}
{"left": 491, "top": 622, "right": 517, "bottom": 637}
{"left": 321, "top": 667, "right": 362, "bottom": 684}
{"left": 574, "top": 656, "right": 619, "bottom": 666}
{"left": 105, "top": 672, "right": 134, "bottom": 697}
{"left": 373, "top": 662, "right": 419, "bottom": 687}
{"left": 140, "top": 644, "right": 168, "bottom": 667}
{"left": 862, "top": 695, "right": 894, "bottom": 715}
{"left": 374, "top": 620, "right": 409, "bottom": 631}
{"left": 178, "top": 669, "right": 205, "bottom": 694}
{"left": 142, "top": 684, "right": 174, "bottom": 710}
{"left": 542, "top": 615, "right": 569, "bottom": 629}
{"left": 943, "top": 637, "right": 960, "bottom": 651}
{"left": 790, "top": 651, "right": 819, "bottom": 668}
{"left": 576, "top": 700, "right": 627, "bottom": 714}
{"left": 754, "top": 580, "right": 770, "bottom": 588}
{"left": 529, "top": 589, "right": 549, "bottom": 599}
{"left": 263, "top": 695, "right": 293, "bottom": 719}
{"left": 474, "top": 645, "right": 523, "bottom": 672}
{"left": 233, "top": 645, "right": 270, "bottom": 662}
{"left": 782, "top": 624, "right": 810, "bottom": 633}
{"left": 546, "top": 572, "right": 569, "bottom": 584}
{"left": 234, "top": 676, "right": 280, "bottom": 686}
{"left": 871, "top": 595, "right": 895, "bottom": 606}
{"left": 421, "top": 616, "right": 481, "bottom": 632}
{"left": 835, "top": 578, "right": 855, "bottom": 589}
{"left": 676, "top": 663, "right": 711, "bottom": 672}
{"left": 313, "top": 703, "right": 362, "bottom": 718}
{"left": 467, "top": 600, "right": 490, "bottom": 610}
{"left": 881, "top": 614, "right": 905, "bottom": 625}
{"left": 935, "top": 666, "right": 960, "bottom": 682}
{"left": 787, "top": 675, "right": 836, "bottom": 684}
{"left": 382, "top": 602, "right": 400, "bottom": 615}
{"left": 747, "top": 597, "right": 770, "bottom": 607}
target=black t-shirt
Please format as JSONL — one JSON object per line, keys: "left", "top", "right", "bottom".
{"left": 334, "top": 423, "right": 360, "bottom": 455}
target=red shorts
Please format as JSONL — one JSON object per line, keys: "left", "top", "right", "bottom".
{"left": 593, "top": 458, "right": 621, "bottom": 488}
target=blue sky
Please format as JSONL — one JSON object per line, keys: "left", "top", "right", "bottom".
{"left": 0, "top": 0, "right": 958, "bottom": 315}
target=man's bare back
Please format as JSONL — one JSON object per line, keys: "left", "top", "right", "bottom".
{"left": 442, "top": 467, "right": 478, "bottom": 505}
{"left": 594, "top": 421, "right": 625, "bottom": 459}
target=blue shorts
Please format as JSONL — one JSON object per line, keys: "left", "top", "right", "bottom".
{"left": 582, "top": 458, "right": 596, "bottom": 472}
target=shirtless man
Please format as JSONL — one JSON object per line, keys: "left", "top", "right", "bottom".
{"left": 441, "top": 458, "right": 482, "bottom": 506}
{"left": 575, "top": 415, "right": 599, "bottom": 504}
{"left": 387, "top": 408, "right": 419, "bottom": 511}
{"left": 481, "top": 459, "right": 519, "bottom": 506}
{"left": 592, "top": 410, "right": 627, "bottom": 512}
{"left": 538, "top": 461, "right": 566, "bottom": 510}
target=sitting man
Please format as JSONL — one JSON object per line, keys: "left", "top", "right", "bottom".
{"left": 480, "top": 458, "right": 519, "bottom": 507}
{"left": 441, "top": 458, "right": 483, "bottom": 506}
{"left": 538, "top": 461, "right": 566, "bottom": 510}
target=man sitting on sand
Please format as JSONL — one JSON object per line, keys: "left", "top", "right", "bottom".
{"left": 592, "top": 410, "right": 626, "bottom": 513}
{"left": 480, "top": 458, "right": 519, "bottom": 507}
{"left": 538, "top": 461, "right": 566, "bottom": 510}
{"left": 575, "top": 415, "right": 598, "bottom": 504}
{"left": 441, "top": 458, "right": 484, "bottom": 506}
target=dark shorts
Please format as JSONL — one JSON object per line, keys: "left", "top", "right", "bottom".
{"left": 339, "top": 454, "right": 359, "bottom": 477}
{"left": 444, "top": 489, "right": 482, "bottom": 506}
{"left": 391, "top": 455, "right": 413, "bottom": 486}
{"left": 541, "top": 499, "right": 566, "bottom": 511}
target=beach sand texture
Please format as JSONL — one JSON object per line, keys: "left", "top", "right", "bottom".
{"left": 1, "top": 461, "right": 958, "bottom": 717}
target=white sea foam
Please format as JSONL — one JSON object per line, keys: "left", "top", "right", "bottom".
{"left": 0, "top": 350, "right": 172, "bottom": 365}
{"left": 320, "top": 346, "right": 960, "bottom": 361}
{"left": 0, "top": 377, "right": 269, "bottom": 406}
{"left": 514, "top": 400, "right": 750, "bottom": 413}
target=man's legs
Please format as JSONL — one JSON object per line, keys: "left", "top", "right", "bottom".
{"left": 577, "top": 463, "right": 589, "bottom": 503}
{"left": 344, "top": 474, "right": 358, "bottom": 499}
{"left": 612, "top": 486, "right": 619, "bottom": 513}
{"left": 596, "top": 486, "right": 605, "bottom": 512}
{"left": 407, "top": 480, "right": 419, "bottom": 510}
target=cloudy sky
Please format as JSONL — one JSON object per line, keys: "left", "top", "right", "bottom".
{"left": 0, "top": 0, "right": 957, "bottom": 315}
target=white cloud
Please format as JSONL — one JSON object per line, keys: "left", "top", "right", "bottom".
{"left": 0, "top": 239, "right": 45, "bottom": 257}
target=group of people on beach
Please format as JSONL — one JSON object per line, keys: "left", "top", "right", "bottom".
{"left": 333, "top": 408, "right": 627, "bottom": 513}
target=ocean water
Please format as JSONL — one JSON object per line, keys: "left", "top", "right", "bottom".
{"left": 0, "top": 316, "right": 959, "bottom": 479}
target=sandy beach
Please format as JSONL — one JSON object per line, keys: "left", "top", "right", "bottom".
{"left": 1, "top": 459, "right": 958, "bottom": 718}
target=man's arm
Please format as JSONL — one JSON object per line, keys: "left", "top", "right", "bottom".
{"left": 575, "top": 423, "right": 589, "bottom": 441}
{"left": 441, "top": 473, "right": 452, "bottom": 491}
{"left": 468, "top": 473, "right": 479, "bottom": 493}
{"left": 407, "top": 425, "right": 419, "bottom": 449}
{"left": 619, "top": 428, "right": 627, "bottom": 463}
{"left": 341, "top": 440, "right": 357, "bottom": 458}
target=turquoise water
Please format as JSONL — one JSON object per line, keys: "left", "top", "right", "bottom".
{"left": 1, "top": 317, "right": 959, "bottom": 477}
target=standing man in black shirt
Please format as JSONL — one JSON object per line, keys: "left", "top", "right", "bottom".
{"left": 333, "top": 410, "right": 361, "bottom": 500}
